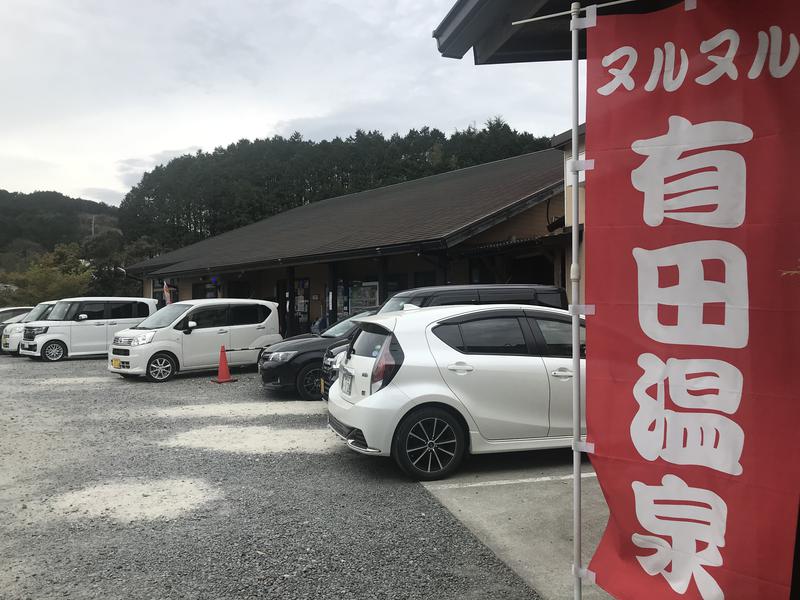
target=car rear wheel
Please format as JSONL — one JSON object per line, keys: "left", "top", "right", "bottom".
{"left": 41, "top": 340, "right": 67, "bottom": 362}
{"left": 296, "top": 362, "right": 323, "bottom": 401}
{"left": 393, "top": 407, "right": 466, "bottom": 481}
{"left": 146, "top": 353, "right": 176, "bottom": 383}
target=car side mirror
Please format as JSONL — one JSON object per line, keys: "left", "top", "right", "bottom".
{"left": 76, "top": 313, "right": 88, "bottom": 321}
{"left": 184, "top": 320, "right": 197, "bottom": 334}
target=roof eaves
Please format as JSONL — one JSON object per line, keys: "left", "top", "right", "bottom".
{"left": 551, "top": 123, "right": 585, "bottom": 150}
{"left": 443, "top": 177, "right": 564, "bottom": 248}
{"left": 150, "top": 239, "right": 450, "bottom": 278}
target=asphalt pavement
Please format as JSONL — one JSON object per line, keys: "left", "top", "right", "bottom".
{"left": 0, "top": 354, "right": 539, "bottom": 600}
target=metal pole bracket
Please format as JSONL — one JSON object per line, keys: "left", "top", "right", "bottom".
{"left": 572, "top": 565, "right": 597, "bottom": 584}
{"left": 573, "top": 441, "right": 595, "bottom": 454}
{"left": 570, "top": 4, "right": 597, "bottom": 30}
{"left": 567, "top": 158, "right": 595, "bottom": 173}
{"left": 569, "top": 304, "right": 596, "bottom": 316}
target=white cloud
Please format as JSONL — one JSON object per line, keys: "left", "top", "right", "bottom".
{"left": 0, "top": 0, "right": 578, "bottom": 205}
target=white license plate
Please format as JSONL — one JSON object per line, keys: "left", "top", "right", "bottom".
{"left": 341, "top": 371, "right": 353, "bottom": 395}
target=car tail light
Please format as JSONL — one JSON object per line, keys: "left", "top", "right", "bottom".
{"left": 370, "top": 334, "right": 404, "bottom": 394}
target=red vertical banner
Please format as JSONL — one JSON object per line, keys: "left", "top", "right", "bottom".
{"left": 585, "top": 1, "right": 800, "bottom": 599}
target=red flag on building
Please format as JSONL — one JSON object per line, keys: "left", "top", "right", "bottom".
{"left": 163, "top": 280, "right": 171, "bottom": 305}
{"left": 585, "top": 1, "right": 800, "bottom": 598}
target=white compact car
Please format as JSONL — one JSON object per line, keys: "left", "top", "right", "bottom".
{"left": 108, "top": 299, "right": 281, "bottom": 382}
{"left": 1, "top": 301, "right": 57, "bottom": 355}
{"left": 20, "top": 297, "right": 158, "bottom": 361}
{"left": 327, "top": 304, "right": 585, "bottom": 480}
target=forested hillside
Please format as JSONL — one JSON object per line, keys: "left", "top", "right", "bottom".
{"left": 2, "top": 119, "right": 552, "bottom": 305}
{"left": 119, "top": 118, "right": 551, "bottom": 251}
{"left": 0, "top": 190, "right": 118, "bottom": 272}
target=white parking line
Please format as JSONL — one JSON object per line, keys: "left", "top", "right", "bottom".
{"left": 423, "top": 471, "right": 597, "bottom": 491}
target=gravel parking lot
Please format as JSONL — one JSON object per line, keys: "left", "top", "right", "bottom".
{"left": 0, "top": 354, "right": 539, "bottom": 600}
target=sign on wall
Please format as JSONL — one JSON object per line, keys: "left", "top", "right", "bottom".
{"left": 585, "top": 1, "right": 800, "bottom": 598}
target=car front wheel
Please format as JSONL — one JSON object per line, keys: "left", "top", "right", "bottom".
{"left": 296, "top": 362, "right": 323, "bottom": 401}
{"left": 146, "top": 353, "right": 176, "bottom": 383}
{"left": 41, "top": 340, "right": 67, "bottom": 362}
{"left": 393, "top": 407, "right": 466, "bottom": 481}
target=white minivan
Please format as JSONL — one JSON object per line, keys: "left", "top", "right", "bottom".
{"left": 107, "top": 299, "right": 281, "bottom": 382}
{"left": 20, "top": 297, "right": 158, "bottom": 361}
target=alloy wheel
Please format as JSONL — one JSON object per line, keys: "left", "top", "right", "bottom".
{"left": 149, "top": 357, "right": 173, "bottom": 381}
{"left": 302, "top": 368, "right": 323, "bottom": 398}
{"left": 43, "top": 343, "right": 64, "bottom": 361}
{"left": 405, "top": 417, "right": 457, "bottom": 474}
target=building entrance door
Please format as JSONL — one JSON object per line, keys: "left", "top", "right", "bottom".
{"left": 294, "top": 278, "right": 310, "bottom": 333}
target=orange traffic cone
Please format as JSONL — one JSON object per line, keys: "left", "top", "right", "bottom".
{"left": 211, "top": 345, "right": 237, "bottom": 384}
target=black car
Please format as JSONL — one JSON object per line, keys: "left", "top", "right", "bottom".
{"left": 377, "top": 284, "right": 568, "bottom": 313}
{"left": 259, "top": 307, "right": 380, "bottom": 400}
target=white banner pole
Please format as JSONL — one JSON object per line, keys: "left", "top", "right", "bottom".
{"left": 570, "top": 3, "right": 584, "bottom": 600}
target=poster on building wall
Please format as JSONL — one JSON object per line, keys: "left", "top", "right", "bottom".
{"left": 584, "top": 1, "right": 800, "bottom": 598}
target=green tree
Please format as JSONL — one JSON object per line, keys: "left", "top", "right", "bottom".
{"left": 81, "top": 231, "right": 158, "bottom": 296}
{"left": 0, "top": 243, "right": 92, "bottom": 305}
{"left": 118, "top": 118, "right": 552, "bottom": 251}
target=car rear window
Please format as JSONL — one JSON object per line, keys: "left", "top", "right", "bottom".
{"left": 230, "top": 304, "right": 268, "bottom": 326}
{"left": 433, "top": 323, "right": 466, "bottom": 352}
{"left": 109, "top": 302, "right": 135, "bottom": 319}
{"left": 535, "top": 291, "right": 566, "bottom": 309}
{"left": 459, "top": 317, "right": 527, "bottom": 355}
{"left": 351, "top": 326, "right": 389, "bottom": 357}
{"left": 477, "top": 289, "right": 536, "bottom": 305}
{"left": 426, "top": 291, "right": 478, "bottom": 306}
{"left": 532, "top": 318, "right": 586, "bottom": 358}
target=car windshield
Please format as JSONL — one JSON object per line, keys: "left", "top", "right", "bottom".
{"left": 47, "top": 301, "right": 79, "bottom": 321}
{"left": 379, "top": 295, "right": 425, "bottom": 314}
{"left": 25, "top": 303, "right": 53, "bottom": 322}
{"left": 133, "top": 303, "right": 191, "bottom": 329}
{"left": 3, "top": 313, "right": 28, "bottom": 324}
{"left": 321, "top": 310, "right": 376, "bottom": 338}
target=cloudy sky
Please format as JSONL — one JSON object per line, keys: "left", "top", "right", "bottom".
{"left": 0, "top": 0, "right": 579, "bottom": 206}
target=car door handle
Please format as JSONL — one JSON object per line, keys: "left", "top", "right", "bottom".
{"left": 108, "top": 321, "right": 117, "bottom": 325}
{"left": 447, "top": 362, "right": 474, "bottom": 374}
{"left": 217, "top": 329, "right": 228, "bottom": 334}
{"left": 94, "top": 323, "right": 106, "bottom": 326}
{"left": 256, "top": 325, "right": 266, "bottom": 330}
{"left": 551, "top": 368, "right": 574, "bottom": 379}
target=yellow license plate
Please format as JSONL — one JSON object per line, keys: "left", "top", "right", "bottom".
{"left": 111, "top": 358, "right": 121, "bottom": 369}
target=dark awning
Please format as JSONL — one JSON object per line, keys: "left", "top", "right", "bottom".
{"left": 434, "top": 0, "right": 682, "bottom": 64}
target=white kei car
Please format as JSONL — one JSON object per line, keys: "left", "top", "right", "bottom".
{"left": 20, "top": 297, "right": 158, "bottom": 361}
{"left": 1, "top": 301, "right": 57, "bottom": 355}
{"left": 327, "top": 304, "right": 585, "bottom": 480}
{"left": 108, "top": 299, "right": 281, "bottom": 382}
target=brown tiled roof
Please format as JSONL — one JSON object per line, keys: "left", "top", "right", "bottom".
{"left": 129, "top": 149, "right": 564, "bottom": 277}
